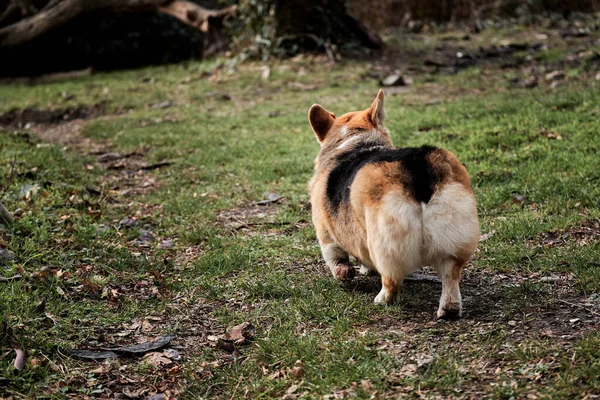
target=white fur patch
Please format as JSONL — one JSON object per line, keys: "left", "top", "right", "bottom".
{"left": 336, "top": 128, "right": 377, "bottom": 150}
{"left": 336, "top": 136, "right": 361, "bottom": 150}
{"left": 421, "top": 183, "right": 479, "bottom": 264}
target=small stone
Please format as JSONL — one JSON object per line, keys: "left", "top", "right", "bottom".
{"left": 95, "top": 224, "right": 109, "bottom": 235}
{"left": 158, "top": 239, "right": 174, "bottom": 249}
{"left": 18, "top": 183, "right": 40, "bottom": 200}
{"left": 0, "top": 248, "right": 15, "bottom": 265}
{"left": 119, "top": 218, "right": 139, "bottom": 228}
{"left": 381, "top": 73, "right": 407, "bottom": 87}
{"left": 151, "top": 101, "right": 173, "bottom": 109}
{"left": 136, "top": 229, "right": 155, "bottom": 244}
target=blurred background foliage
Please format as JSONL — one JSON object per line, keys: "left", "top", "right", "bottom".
{"left": 0, "top": 0, "right": 598, "bottom": 76}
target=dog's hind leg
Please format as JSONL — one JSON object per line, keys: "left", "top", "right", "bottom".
{"left": 368, "top": 199, "right": 423, "bottom": 305}
{"left": 319, "top": 233, "right": 355, "bottom": 281}
{"left": 374, "top": 273, "right": 403, "bottom": 304}
{"left": 433, "top": 258, "right": 465, "bottom": 319}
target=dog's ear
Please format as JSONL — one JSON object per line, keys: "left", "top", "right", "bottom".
{"left": 308, "top": 104, "right": 336, "bottom": 142}
{"left": 368, "top": 89, "right": 386, "bottom": 128}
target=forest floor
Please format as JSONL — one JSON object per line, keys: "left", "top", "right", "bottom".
{"left": 1, "top": 18, "right": 600, "bottom": 399}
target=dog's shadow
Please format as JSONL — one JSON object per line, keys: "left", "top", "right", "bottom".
{"left": 342, "top": 273, "right": 441, "bottom": 313}
{"left": 340, "top": 270, "right": 599, "bottom": 341}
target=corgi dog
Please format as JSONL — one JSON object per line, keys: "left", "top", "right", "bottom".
{"left": 307, "top": 90, "right": 479, "bottom": 319}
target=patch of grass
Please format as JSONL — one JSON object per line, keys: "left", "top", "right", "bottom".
{"left": 1, "top": 23, "right": 600, "bottom": 399}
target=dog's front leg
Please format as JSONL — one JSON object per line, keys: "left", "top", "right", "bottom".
{"left": 320, "top": 242, "right": 355, "bottom": 281}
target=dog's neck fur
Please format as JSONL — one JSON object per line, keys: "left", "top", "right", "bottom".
{"left": 315, "top": 129, "right": 393, "bottom": 173}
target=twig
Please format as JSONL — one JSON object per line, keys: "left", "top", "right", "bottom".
{"left": 0, "top": 157, "right": 17, "bottom": 200}
{"left": 0, "top": 275, "right": 22, "bottom": 283}
{"left": 0, "top": 157, "right": 16, "bottom": 226}
{"left": 556, "top": 299, "right": 600, "bottom": 317}
{"left": 0, "top": 202, "right": 14, "bottom": 226}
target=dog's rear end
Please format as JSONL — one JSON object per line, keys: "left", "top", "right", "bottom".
{"left": 308, "top": 90, "right": 479, "bottom": 318}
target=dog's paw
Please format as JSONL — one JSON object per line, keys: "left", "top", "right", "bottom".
{"left": 374, "top": 287, "right": 398, "bottom": 305}
{"left": 334, "top": 265, "right": 355, "bottom": 281}
{"left": 437, "top": 303, "right": 462, "bottom": 320}
{"left": 358, "top": 264, "right": 376, "bottom": 276}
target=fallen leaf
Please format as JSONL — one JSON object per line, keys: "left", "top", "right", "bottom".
{"left": 123, "top": 387, "right": 145, "bottom": 399}
{"left": 163, "top": 349, "right": 181, "bottom": 360}
{"left": 18, "top": 183, "right": 40, "bottom": 200}
{"left": 416, "top": 354, "right": 434, "bottom": 367}
{"left": 158, "top": 239, "right": 174, "bottom": 249}
{"left": 133, "top": 227, "right": 155, "bottom": 245}
{"left": 540, "top": 128, "right": 563, "bottom": 140}
{"left": 225, "top": 322, "right": 255, "bottom": 344}
{"left": 399, "top": 363, "right": 417, "bottom": 377}
{"left": 255, "top": 193, "right": 284, "bottom": 205}
{"left": 544, "top": 71, "right": 565, "bottom": 81}
{"left": 479, "top": 230, "right": 496, "bottom": 242}
{"left": 268, "top": 370, "right": 285, "bottom": 380}
{"left": 140, "top": 161, "right": 173, "bottom": 171}
{"left": 69, "top": 334, "right": 175, "bottom": 360}
{"left": 13, "top": 349, "right": 26, "bottom": 371}
{"left": 288, "top": 82, "right": 318, "bottom": 91}
{"left": 68, "top": 350, "right": 120, "bottom": 359}
{"left": 360, "top": 380, "right": 374, "bottom": 391}
{"left": 217, "top": 338, "right": 236, "bottom": 353}
{"left": 103, "top": 334, "right": 175, "bottom": 353}
{"left": 151, "top": 101, "right": 173, "bottom": 109}
{"left": 381, "top": 73, "right": 407, "bottom": 87}
{"left": 261, "top": 66, "right": 270, "bottom": 80}
{"left": 512, "top": 194, "right": 527, "bottom": 204}
{"left": 289, "top": 360, "right": 303, "bottom": 377}
{"left": 144, "top": 352, "right": 173, "bottom": 367}
{"left": 90, "top": 366, "right": 104, "bottom": 374}
{"left": 119, "top": 218, "right": 139, "bottom": 228}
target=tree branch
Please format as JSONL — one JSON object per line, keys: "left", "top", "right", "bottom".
{"left": 158, "top": 2, "right": 236, "bottom": 33}
{"left": 0, "top": 0, "right": 236, "bottom": 48}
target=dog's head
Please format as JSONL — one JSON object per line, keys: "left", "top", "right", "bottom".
{"left": 308, "top": 89, "right": 391, "bottom": 149}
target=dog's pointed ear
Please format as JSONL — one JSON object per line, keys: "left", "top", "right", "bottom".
{"left": 308, "top": 104, "right": 336, "bottom": 142}
{"left": 368, "top": 89, "right": 386, "bottom": 128}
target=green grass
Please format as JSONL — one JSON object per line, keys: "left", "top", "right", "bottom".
{"left": 1, "top": 25, "right": 600, "bottom": 399}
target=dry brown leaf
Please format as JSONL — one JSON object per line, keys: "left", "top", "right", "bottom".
{"left": 540, "top": 128, "right": 563, "bottom": 140}
{"left": 90, "top": 365, "right": 104, "bottom": 374}
{"left": 360, "top": 380, "right": 375, "bottom": 392}
{"left": 399, "top": 363, "right": 417, "bottom": 377}
{"left": 286, "top": 384, "right": 299, "bottom": 394}
{"left": 268, "top": 370, "right": 285, "bottom": 380}
{"left": 289, "top": 360, "right": 304, "bottom": 378}
{"left": 144, "top": 352, "right": 174, "bottom": 367}
{"left": 225, "top": 321, "right": 255, "bottom": 344}
{"left": 13, "top": 349, "right": 26, "bottom": 371}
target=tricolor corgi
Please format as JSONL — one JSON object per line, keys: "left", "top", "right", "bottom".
{"left": 307, "top": 90, "right": 479, "bottom": 318}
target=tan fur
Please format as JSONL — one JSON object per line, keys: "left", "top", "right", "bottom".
{"left": 308, "top": 90, "right": 480, "bottom": 318}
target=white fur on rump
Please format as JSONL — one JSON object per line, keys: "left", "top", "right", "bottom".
{"left": 366, "top": 192, "right": 423, "bottom": 304}
{"left": 423, "top": 183, "right": 479, "bottom": 317}
{"left": 364, "top": 182, "right": 479, "bottom": 316}
{"left": 422, "top": 182, "right": 479, "bottom": 264}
